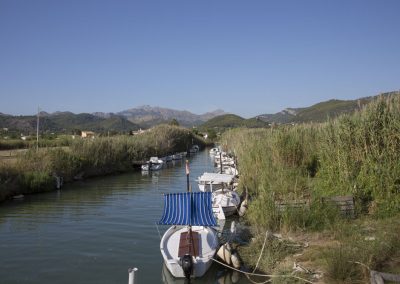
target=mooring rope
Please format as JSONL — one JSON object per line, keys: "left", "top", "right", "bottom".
{"left": 252, "top": 230, "right": 269, "bottom": 273}
{"left": 155, "top": 223, "right": 162, "bottom": 240}
{"left": 211, "top": 258, "right": 313, "bottom": 283}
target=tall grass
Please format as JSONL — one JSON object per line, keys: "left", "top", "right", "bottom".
{"left": 0, "top": 135, "right": 73, "bottom": 150}
{"left": 0, "top": 125, "right": 209, "bottom": 201}
{"left": 222, "top": 125, "right": 331, "bottom": 232}
{"left": 316, "top": 96, "right": 400, "bottom": 216}
{"left": 222, "top": 95, "right": 400, "bottom": 280}
{"left": 221, "top": 95, "right": 400, "bottom": 231}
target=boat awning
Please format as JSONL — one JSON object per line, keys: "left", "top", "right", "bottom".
{"left": 158, "top": 192, "right": 217, "bottom": 226}
{"left": 197, "top": 172, "right": 235, "bottom": 183}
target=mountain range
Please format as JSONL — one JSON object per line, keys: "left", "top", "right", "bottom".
{"left": 0, "top": 91, "right": 398, "bottom": 134}
{"left": 200, "top": 91, "right": 399, "bottom": 129}
{"left": 115, "top": 105, "right": 226, "bottom": 128}
{"left": 0, "top": 106, "right": 226, "bottom": 134}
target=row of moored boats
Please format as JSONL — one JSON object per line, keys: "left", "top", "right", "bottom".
{"left": 141, "top": 145, "right": 199, "bottom": 171}
{"left": 157, "top": 146, "right": 245, "bottom": 279}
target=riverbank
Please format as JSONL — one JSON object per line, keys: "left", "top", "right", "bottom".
{"left": 0, "top": 125, "right": 212, "bottom": 203}
{"left": 221, "top": 95, "right": 400, "bottom": 283}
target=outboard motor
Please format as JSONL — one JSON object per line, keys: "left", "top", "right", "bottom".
{"left": 180, "top": 254, "right": 193, "bottom": 279}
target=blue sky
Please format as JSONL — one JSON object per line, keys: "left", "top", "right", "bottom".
{"left": 0, "top": 0, "right": 399, "bottom": 118}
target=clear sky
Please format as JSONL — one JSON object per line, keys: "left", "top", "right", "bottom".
{"left": 0, "top": 0, "right": 399, "bottom": 118}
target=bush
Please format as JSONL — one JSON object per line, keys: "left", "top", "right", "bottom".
{"left": 18, "top": 171, "right": 53, "bottom": 193}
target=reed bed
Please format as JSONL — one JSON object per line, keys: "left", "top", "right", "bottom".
{"left": 221, "top": 95, "right": 400, "bottom": 281}
{"left": 0, "top": 125, "right": 209, "bottom": 201}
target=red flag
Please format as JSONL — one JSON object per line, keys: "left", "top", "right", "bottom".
{"left": 185, "top": 160, "right": 190, "bottom": 175}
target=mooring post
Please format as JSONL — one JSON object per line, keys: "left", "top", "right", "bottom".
{"left": 186, "top": 160, "right": 190, "bottom": 192}
{"left": 128, "top": 267, "right": 138, "bottom": 284}
{"left": 220, "top": 152, "right": 222, "bottom": 174}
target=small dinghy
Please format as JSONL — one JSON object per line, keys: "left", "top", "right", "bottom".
{"left": 141, "top": 157, "right": 164, "bottom": 171}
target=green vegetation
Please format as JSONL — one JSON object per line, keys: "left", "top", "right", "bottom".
{"left": 0, "top": 139, "right": 29, "bottom": 150}
{"left": 0, "top": 135, "right": 73, "bottom": 150}
{"left": 259, "top": 91, "right": 399, "bottom": 124}
{"left": 0, "top": 112, "right": 139, "bottom": 135}
{"left": 0, "top": 125, "right": 210, "bottom": 202}
{"left": 221, "top": 94, "right": 400, "bottom": 282}
{"left": 201, "top": 114, "right": 269, "bottom": 129}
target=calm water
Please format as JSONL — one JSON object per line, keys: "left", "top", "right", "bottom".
{"left": 0, "top": 150, "right": 252, "bottom": 284}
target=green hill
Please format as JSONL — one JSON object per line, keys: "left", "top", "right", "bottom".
{"left": 200, "top": 114, "right": 269, "bottom": 129}
{"left": 258, "top": 91, "right": 399, "bottom": 124}
{"left": 0, "top": 112, "right": 140, "bottom": 134}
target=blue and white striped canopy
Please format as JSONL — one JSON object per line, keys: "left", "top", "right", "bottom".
{"left": 158, "top": 192, "right": 217, "bottom": 226}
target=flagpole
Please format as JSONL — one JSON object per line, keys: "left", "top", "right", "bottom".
{"left": 186, "top": 160, "right": 190, "bottom": 192}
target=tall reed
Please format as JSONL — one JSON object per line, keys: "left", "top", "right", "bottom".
{"left": 221, "top": 94, "right": 400, "bottom": 231}
{"left": 0, "top": 125, "right": 209, "bottom": 201}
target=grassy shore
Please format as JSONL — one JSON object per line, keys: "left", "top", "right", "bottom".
{"left": 0, "top": 125, "right": 210, "bottom": 202}
{"left": 221, "top": 95, "right": 400, "bottom": 282}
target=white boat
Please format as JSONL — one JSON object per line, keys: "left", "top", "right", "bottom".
{"left": 141, "top": 157, "right": 164, "bottom": 171}
{"left": 212, "top": 189, "right": 241, "bottom": 217}
{"left": 197, "top": 173, "right": 240, "bottom": 217}
{"left": 209, "top": 147, "right": 219, "bottom": 155}
{"left": 197, "top": 172, "right": 236, "bottom": 192}
{"left": 172, "top": 153, "right": 182, "bottom": 160}
{"left": 215, "top": 164, "right": 239, "bottom": 176}
{"left": 189, "top": 145, "right": 200, "bottom": 153}
{"left": 158, "top": 192, "right": 218, "bottom": 279}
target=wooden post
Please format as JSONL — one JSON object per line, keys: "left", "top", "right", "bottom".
{"left": 220, "top": 152, "right": 222, "bottom": 174}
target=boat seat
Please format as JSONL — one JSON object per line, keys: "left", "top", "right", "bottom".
{"left": 178, "top": 231, "right": 199, "bottom": 257}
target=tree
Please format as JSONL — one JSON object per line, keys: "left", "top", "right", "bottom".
{"left": 169, "top": 118, "right": 179, "bottom": 126}
{"left": 207, "top": 128, "right": 217, "bottom": 140}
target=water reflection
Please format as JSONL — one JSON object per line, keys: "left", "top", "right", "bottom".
{"left": 141, "top": 170, "right": 161, "bottom": 184}
{"left": 161, "top": 263, "right": 244, "bottom": 284}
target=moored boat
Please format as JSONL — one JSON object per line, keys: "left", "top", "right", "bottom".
{"left": 197, "top": 172, "right": 236, "bottom": 192}
{"left": 172, "top": 153, "right": 182, "bottom": 160}
{"left": 141, "top": 157, "right": 164, "bottom": 171}
{"left": 212, "top": 189, "right": 241, "bottom": 217}
{"left": 209, "top": 147, "right": 219, "bottom": 155}
{"left": 158, "top": 192, "right": 218, "bottom": 279}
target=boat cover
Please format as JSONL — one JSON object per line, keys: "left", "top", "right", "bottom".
{"left": 158, "top": 192, "right": 217, "bottom": 226}
{"left": 197, "top": 172, "right": 235, "bottom": 183}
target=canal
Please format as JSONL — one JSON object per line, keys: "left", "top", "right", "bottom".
{"left": 0, "top": 150, "right": 252, "bottom": 284}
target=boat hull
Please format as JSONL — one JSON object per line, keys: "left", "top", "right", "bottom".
{"left": 160, "top": 226, "right": 218, "bottom": 278}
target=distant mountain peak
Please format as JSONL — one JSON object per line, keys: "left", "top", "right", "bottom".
{"left": 116, "top": 105, "right": 226, "bottom": 127}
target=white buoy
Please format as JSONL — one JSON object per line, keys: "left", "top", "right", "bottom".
{"left": 238, "top": 199, "right": 248, "bottom": 217}
{"left": 231, "top": 251, "right": 241, "bottom": 269}
{"left": 128, "top": 267, "right": 138, "bottom": 284}
{"left": 217, "top": 243, "right": 232, "bottom": 265}
{"left": 231, "top": 271, "right": 240, "bottom": 283}
{"left": 230, "top": 221, "right": 236, "bottom": 235}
